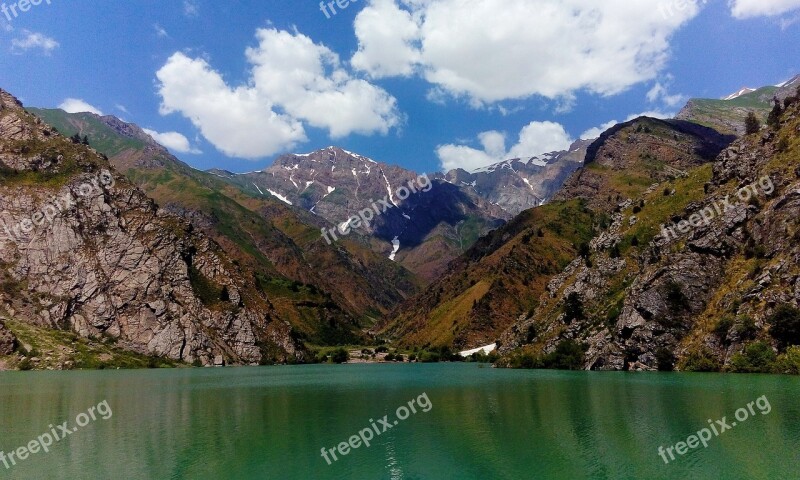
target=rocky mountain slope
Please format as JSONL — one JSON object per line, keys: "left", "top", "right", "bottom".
{"left": 26, "top": 108, "right": 420, "bottom": 345}
{"left": 677, "top": 74, "right": 800, "bottom": 135}
{"left": 211, "top": 147, "right": 509, "bottom": 281}
{"left": 499, "top": 89, "right": 800, "bottom": 372}
{"left": 440, "top": 139, "right": 592, "bottom": 216}
{"left": 0, "top": 89, "right": 305, "bottom": 368}
{"left": 381, "top": 116, "right": 735, "bottom": 351}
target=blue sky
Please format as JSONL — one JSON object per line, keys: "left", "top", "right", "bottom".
{"left": 1, "top": 0, "right": 798, "bottom": 174}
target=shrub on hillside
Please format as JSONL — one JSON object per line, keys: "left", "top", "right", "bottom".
{"left": 729, "top": 341, "right": 776, "bottom": 373}
{"left": 768, "top": 305, "right": 800, "bottom": 351}
{"left": 564, "top": 293, "right": 584, "bottom": 324}
{"left": 682, "top": 348, "right": 721, "bottom": 372}
{"left": 745, "top": 111, "right": 761, "bottom": 135}
{"left": 543, "top": 340, "right": 587, "bottom": 370}
{"left": 330, "top": 348, "right": 349, "bottom": 364}
{"left": 773, "top": 346, "right": 800, "bottom": 374}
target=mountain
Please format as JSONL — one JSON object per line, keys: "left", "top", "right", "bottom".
{"left": 212, "top": 147, "right": 509, "bottom": 281}
{"left": 25, "top": 107, "right": 420, "bottom": 347}
{"left": 439, "top": 139, "right": 592, "bottom": 216}
{"left": 381, "top": 116, "right": 735, "bottom": 351}
{"left": 722, "top": 87, "right": 756, "bottom": 101}
{"left": 677, "top": 74, "right": 800, "bottom": 135}
{"left": 0, "top": 89, "right": 305, "bottom": 368}
{"left": 498, "top": 93, "right": 800, "bottom": 372}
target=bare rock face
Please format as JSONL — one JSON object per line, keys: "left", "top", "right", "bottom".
{"left": 0, "top": 88, "right": 305, "bottom": 366}
{"left": 0, "top": 319, "right": 17, "bottom": 355}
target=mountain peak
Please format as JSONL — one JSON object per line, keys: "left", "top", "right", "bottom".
{"left": 722, "top": 87, "right": 756, "bottom": 101}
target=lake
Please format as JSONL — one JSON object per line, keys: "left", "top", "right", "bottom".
{"left": 0, "top": 364, "right": 798, "bottom": 479}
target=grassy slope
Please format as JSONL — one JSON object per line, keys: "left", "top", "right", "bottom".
{"left": 0, "top": 319, "right": 179, "bottom": 370}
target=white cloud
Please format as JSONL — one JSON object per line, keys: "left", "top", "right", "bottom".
{"left": 580, "top": 111, "right": 674, "bottom": 140}
{"left": 183, "top": 0, "right": 199, "bottom": 17}
{"left": 351, "top": 0, "right": 421, "bottom": 77}
{"left": 59, "top": 98, "right": 103, "bottom": 115}
{"left": 437, "top": 121, "right": 573, "bottom": 171}
{"left": 143, "top": 128, "right": 202, "bottom": 154}
{"left": 115, "top": 104, "right": 130, "bottom": 114}
{"left": 729, "top": 0, "right": 800, "bottom": 18}
{"left": 156, "top": 28, "right": 401, "bottom": 160}
{"left": 646, "top": 81, "right": 685, "bottom": 107}
{"left": 352, "top": 0, "right": 701, "bottom": 106}
{"left": 11, "top": 31, "right": 59, "bottom": 55}
{"left": 154, "top": 24, "right": 169, "bottom": 38}
{"left": 245, "top": 28, "right": 401, "bottom": 138}
{"left": 580, "top": 120, "right": 619, "bottom": 140}
{"left": 156, "top": 53, "right": 306, "bottom": 160}
{"left": 646, "top": 74, "right": 686, "bottom": 108}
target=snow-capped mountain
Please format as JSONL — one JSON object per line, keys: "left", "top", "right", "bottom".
{"left": 210, "top": 141, "right": 591, "bottom": 278}
{"left": 722, "top": 87, "right": 756, "bottom": 101}
{"left": 210, "top": 147, "right": 507, "bottom": 280}
{"left": 439, "top": 139, "right": 592, "bottom": 216}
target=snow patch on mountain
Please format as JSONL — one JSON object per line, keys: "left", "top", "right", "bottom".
{"left": 389, "top": 237, "right": 400, "bottom": 261}
{"left": 722, "top": 87, "right": 756, "bottom": 101}
{"left": 266, "top": 189, "right": 292, "bottom": 205}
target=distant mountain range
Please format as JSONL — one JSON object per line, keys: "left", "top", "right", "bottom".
{"left": 3, "top": 71, "right": 800, "bottom": 373}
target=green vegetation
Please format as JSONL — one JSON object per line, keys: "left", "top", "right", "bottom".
{"left": 26, "top": 108, "right": 148, "bottom": 157}
{"left": 773, "top": 346, "right": 800, "bottom": 374}
{"left": 682, "top": 348, "right": 721, "bottom": 372}
{"left": 745, "top": 111, "right": 761, "bottom": 135}
{"left": 506, "top": 340, "right": 587, "bottom": 370}
{"left": 188, "top": 265, "right": 228, "bottom": 307}
{"left": 3, "top": 320, "right": 178, "bottom": 370}
{"left": 767, "top": 100, "right": 783, "bottom": 129}
{"left": 729, "top": 341, "right": 777, "bottom": 373}
{"left": 563, "top": 293, "right": 584, "bottom": 324}
{"left": 767, "top": 304, "right": 800, "bottom": 351}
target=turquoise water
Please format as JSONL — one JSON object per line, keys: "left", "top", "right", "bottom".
{"left": 0, "top": 364, "right": 798, "bottom": 479}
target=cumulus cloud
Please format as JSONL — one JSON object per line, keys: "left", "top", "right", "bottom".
{"left": 437, "top": 121, "right": 573, "bottom": 172}
{"left": 729, "top": 0, "right": 800, "bottom": 18}
{"left": 156, "top": 28, "right": 401, "bottom": 159}
{"left": 351, "top": 0, "right": 421, "bottom": 77}
{"left": 646, "top": 81, "right": 685, "bottom": 107}
{"left": 11, "top": 31, "right": 59, "bottom": 55}
{"left": 59, "top": 98, "right": 103, "bottom": 115}
{"left": 143, "top": 128, "right": 202, "bottom": 154}
{"left": 352, "top": 0, "right": 701, "bottom": 106}
{"left": 580, "top": 120, "right": 619, "bottom": 141}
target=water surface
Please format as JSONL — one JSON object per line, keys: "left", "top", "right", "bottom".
{"left": 0, "top": 364, "right": 798, "bottom": 479}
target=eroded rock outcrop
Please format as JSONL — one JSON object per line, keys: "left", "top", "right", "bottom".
{"left": 0, "top": 89, "right": 305, "bottom": 366}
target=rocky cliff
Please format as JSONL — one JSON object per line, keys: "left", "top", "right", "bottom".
{"left": 0, "top": 89, "right": 305, "bottom": 367}
{"left": 499, "top": 95, "right": 800, "bottom": 372}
